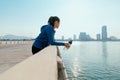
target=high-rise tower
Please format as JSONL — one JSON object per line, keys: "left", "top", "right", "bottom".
{"left": 102, "top": 25, "right": 107, "bottom": 40}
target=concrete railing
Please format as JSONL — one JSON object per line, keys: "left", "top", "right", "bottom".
{"left": 0, "top": 46, "right": 69, "bottom": 80}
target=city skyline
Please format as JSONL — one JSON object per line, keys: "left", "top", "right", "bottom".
{"left": 61, "top": 25, "right": 119, "bottom": 41}
{"left": 0, "top": 25, "right": 119, "bottom": 41}
{"left": 0, "top": 25, "right": 120, "bottom": 41}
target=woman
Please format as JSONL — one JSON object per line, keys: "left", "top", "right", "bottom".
{"left": 32, "top": 16, "right": 70, "bottom": 55}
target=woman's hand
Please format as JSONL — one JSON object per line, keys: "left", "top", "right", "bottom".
{"left": 64, "top": 43, "right": 70, "bottom": 49}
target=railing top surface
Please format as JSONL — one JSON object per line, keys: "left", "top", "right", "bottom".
{"left": 0, "top": 46, "right": 58, "bottom": 80}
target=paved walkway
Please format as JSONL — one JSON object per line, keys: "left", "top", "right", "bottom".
{"left": 0, "top": 43, "right": 32, "bottom": 73}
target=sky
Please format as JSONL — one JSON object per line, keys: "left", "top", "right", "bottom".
{"left": 0, "top": 0, "right": 120, "bottom": 39}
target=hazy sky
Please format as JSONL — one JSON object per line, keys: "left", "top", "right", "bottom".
{"left": 0, "top": 0, "right": 120, "bottom": 39}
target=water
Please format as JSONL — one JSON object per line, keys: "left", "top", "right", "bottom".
{"left": 59, "top": 41, "right": 120, "bottom": 80}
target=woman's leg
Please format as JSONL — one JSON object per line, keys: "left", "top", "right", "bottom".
{"left": 32, "top": 46, "right": 41, "bottom": 55}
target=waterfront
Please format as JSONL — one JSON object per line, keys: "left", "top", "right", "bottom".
{"left": 0, "top": 41, "right": 120, "bottom": 80}
{"left": 60, "top": 41, "right": 120, "bottom": 80}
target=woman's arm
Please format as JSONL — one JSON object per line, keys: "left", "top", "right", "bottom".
{"left": 46, "top": 26, "right": 65, "bottom": 46}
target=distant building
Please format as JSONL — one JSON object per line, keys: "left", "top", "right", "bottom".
{"left": 61, "top": 36, "right": 64, "bottom": 40}
{"left": 102, "top": 25, "right": 107, "bottom": 40}
{"left": 109, "top": 36, "right": 117, "bottom": 40}
{"left": 96, "top": 34, "right": 100, "bottom": 40}
{"left": 86, "top": 34, "right": 91, "bottom": 40}
{"left": 79, "top": 32, "right": 91, "bottom": 41}
{"left": 73, "top": 34, "right": 76, "bottom": 40}
{"left": 68, "top": 38, "right": 72, "bottom": 40}
{"left": 79, "top": 32, "right": 86, "bottom": 40}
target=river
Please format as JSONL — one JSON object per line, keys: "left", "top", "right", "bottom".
{"left": 59, "top": 41, "right": 120, "bottom": 80}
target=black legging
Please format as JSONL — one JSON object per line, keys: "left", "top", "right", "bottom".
{"left": 32, "top": 46, "right": 42, "bottom": 55}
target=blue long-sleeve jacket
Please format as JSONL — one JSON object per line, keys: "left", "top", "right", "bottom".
{"left": 33, "top": 25, "right": 65, "bottom": 49}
